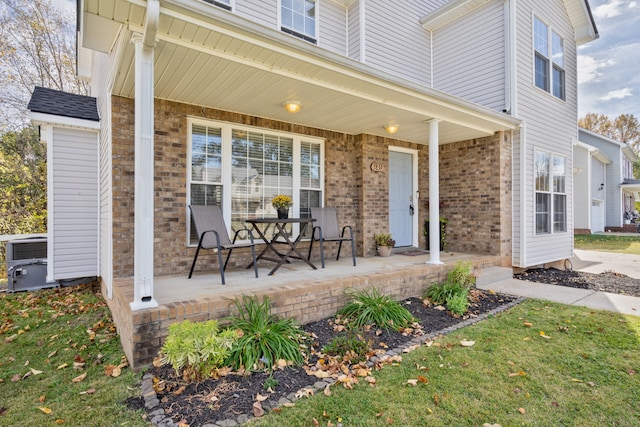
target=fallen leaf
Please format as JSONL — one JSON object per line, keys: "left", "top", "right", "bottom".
{"left": 11, "top": 374, "right": 21, "bottom": 382}
{"left": 39, "top": 395, "right": 46, "bottom": 403}
{"left": 253, "top": 401, "right": 264, "bottom": 417}
{"left": 406, "top": 379, "right": 418, "bottom": 386}
{"left": 39, "top": 407, "right": 52, "bottom": 414}
{"left": 508, "top": 371, "right": 526, "bottom": 377}
{"left": 518, "top": 407, "right": 526, "bottom": 414}
{"left": 72, "top": 372, "right": 87, "bottom": 383}
{"left": 30, "top": 368, "right": 44, "bottom": 376}
{"left": 539, "top": 331, "right": 551, "bottom": 339}
{"left": 418, "top": 375, "right": 428, "bottom": 384}
{"left": 523, "top": 322, "right": 533, "bottom": 327}
{"left": 79, "top": 388, "right": 96, "bottom": 395}
{"left": 460, "top": 340, "right": 475, "bottom": 347}
{"left": 56, "top": 363, "right": 68, "bottom": 370}
{"left": 173, "top": 385, "right": 186, "bottom": 395}
{"left": 55, "top": 419, "right": 64, "bottom": 424}
{"left": 255, "top": 393, "right": 268, "bottom": 402}
{"left": 324, "top": 385, "right": 332, "bottom": 396}
{"left": 313, "top": 418, "right": 319, "bottom": 426}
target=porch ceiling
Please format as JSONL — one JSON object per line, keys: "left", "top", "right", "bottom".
{"left": 82, "top": 0, "right": 520, "bottom": 144}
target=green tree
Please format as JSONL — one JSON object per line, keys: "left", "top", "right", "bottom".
{"left": 0, "top": 126, "right": 47, "bottom": 236}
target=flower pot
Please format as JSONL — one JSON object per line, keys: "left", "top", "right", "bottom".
{"left": 277, "top": 208, "right": 289, "bottom": 219}
{"left": 377, "top": 245, "right": 392, "bottom": 257}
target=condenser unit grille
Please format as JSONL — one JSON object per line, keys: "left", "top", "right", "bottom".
{"left": 11, "top": 241, "right": 47, "bottom": 260}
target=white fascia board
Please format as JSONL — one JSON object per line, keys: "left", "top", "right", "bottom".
{"left": 420, "top": 0, "right": 491, "bottom": 31}
{"left": 30, "top": 112, "right": 100, "bottom": 130}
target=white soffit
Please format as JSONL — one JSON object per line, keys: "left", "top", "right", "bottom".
{"left": 82, "top": 12, "right": 123, "bottom": 53}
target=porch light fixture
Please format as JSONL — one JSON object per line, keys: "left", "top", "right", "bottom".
{"left": 384, "top": 121, "right": 399, "bottom": 134}
{"left": 283, "top": 100, "right": 302, "bottom": 114}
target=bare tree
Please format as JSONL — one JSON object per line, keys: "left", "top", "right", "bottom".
{"left": 0, "top": 0, "right": 89, "bottom": 132}
{"left": 579, "top": 113, "right": 640, "bottom": 152}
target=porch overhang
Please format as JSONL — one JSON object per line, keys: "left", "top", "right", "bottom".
{"left": 80, "top": 0, "right": 520, "bottom": 144}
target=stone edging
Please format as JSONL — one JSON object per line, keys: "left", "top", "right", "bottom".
{"left": 141, "top": 297, "right": 526, "bottom": 426}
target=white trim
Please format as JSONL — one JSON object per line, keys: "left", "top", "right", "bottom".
{"left": 359, "top": 0, "right": 366, "bottom": 62}
{"left": 426, "top": 119, "right": 442, "bottom": 265}
{"left": 30, "top": 112, "right": 100, "bottom": 130}
{"left": 420, "top": 0, "right": 491, "bottom": 31}
{"left": 388, "top": 146, "right": 419, "bottom": 248}
{"left": 518, "top": 123, "right": 527, "bottom": 267}
{"left": 533, "top": 147, "right": 569, "bottom": 236}
{"left": 44, "top": 125, "right": 55, "bottom": 283}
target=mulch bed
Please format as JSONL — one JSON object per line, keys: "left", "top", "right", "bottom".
{"left": 515, "top": 268, "right": 640, "bottom": 297}
{"left": 127, "top": 290, "right": 517, "bottom": 426}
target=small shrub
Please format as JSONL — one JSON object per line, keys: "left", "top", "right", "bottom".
{"left": 337, "top": 288, "right": 415, "bottom": 330}
{"left": 446, "top": 261, "right": 476, "bottom": 287}
{"left": 226, "top": 295, "right": 309, "bottom": 373}
{"left": 425, "top": 281, "right": 466, "bottom": 306}
{"left": 160, "top": 319, "right": 237, "bottom": 381}
{"left": 425, "top": 261, "right": 476, "bottom": 315}
{"left": 323, "top": 333, "right": 372, "bottom": 364}
{"left": 446, "top": 292, "right": 469, "bottom": 316}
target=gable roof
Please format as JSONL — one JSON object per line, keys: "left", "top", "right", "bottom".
{"left": 28, "top": 86, "right": 99, "bottom": 122}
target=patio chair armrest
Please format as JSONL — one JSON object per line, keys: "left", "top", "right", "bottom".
{"left": 311, "top": 225, "right": 323, "bottom": 241}
{"left": 199, "top": 229, "right": 223, "bottom": 250}
{"left": 340, "top": 225, "right": 354, "bottom": 239}
{"left": 231, "top": 227, "right": 255, "bottom": 244}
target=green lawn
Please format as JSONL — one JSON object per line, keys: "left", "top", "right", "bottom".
{"left": 2, "top": 285, "right": 640, "bottom": 426}
{"left": 574, "top": 234, "right": 640, "bottom": 255}
{"left": 0, "top": 283, "right": 147, "bottom": 426}
{"left": 255, "top": 301, "right": 640, "bottom": 427}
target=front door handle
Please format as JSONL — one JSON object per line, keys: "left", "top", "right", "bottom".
{"left": 409, "top": 204, "right": 414, "bottom": 216}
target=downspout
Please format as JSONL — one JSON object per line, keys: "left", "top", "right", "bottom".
{"left": 131, "top": 0, "right": 159, "bottom": 310}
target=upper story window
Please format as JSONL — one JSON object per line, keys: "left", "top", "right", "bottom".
{"left": 188, "top": 120, "right": 324, "bottom": 243}
{"left": 533, "top": 16, "right": 565, "bottom": 100}
{"left": 201, "top": 0, "right": 232, "bottom": 11}
{"left": 281, "top": 0, "right": 317, "bottom": 44}
{"left": 535, "top": 150, "right": 567, "bottom": 235}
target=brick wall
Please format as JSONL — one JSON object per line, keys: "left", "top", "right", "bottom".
{"left": 110, "top": 96, "right": 511, "bottom": 277}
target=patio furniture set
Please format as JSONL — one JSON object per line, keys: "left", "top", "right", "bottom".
{"left": 188, "top": 205, "right": 356, "bottom": 284}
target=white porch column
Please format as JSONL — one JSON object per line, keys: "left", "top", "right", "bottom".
{"left": 427, "top": 119, "right": 443, "bottom": 265}
{"left": 130, "top": 32, "right": 158, "bottom": 310}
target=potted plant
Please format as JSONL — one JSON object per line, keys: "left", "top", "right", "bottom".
{"left": 374, "top": 233, "right": 395, "bottom": 257}
{"left": 424, "top": 217, "right": 447, "bottom": 251}
{"left": 271, "top": 194, "right": 292, "bottom": 219}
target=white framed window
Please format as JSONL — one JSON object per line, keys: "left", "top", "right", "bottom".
{"left": 533, "top": 16, "right": 565, "bottom": 100}
{"left": 534, "top": 150, "right": 567, "bottom": 234}
{"left": 280, "top": 0, "right": 317, "bottom": 44}
{"left": 187, "top": 119, "right": 324, "bottom": 244}
{"left": 201, "top": 0, "right": 232, "bottom": 11}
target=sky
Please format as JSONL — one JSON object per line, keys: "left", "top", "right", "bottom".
{"left": 55, "top": 0, "right": 636, "bottom": 120}
{"left": 577, "top": 0, "right": 640, "bottom": 120}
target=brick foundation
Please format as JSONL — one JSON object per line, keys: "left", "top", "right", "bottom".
{"left": 104, "top": 255, "right": 504, "bottom": 369}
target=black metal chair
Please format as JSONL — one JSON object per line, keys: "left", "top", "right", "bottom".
{"left": 188, "top": 205, "right": 258, "bottom": 284}
{"left": 307, "top": 207, "right": 356, "bottom": 268}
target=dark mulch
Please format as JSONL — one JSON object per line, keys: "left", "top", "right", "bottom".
{"left": 515, "top": 268, "right": 640, "bottom": 297}
{"left": 134, "top": 290, "right": 516, "bottom": 426}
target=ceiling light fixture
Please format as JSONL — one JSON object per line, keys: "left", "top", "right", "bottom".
{"left": 384, "top": 121, "right": 399, "bottom": 134}
{"left": 283, "top": 100, "right": 302, "bottom": 114}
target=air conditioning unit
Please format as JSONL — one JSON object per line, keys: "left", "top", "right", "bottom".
{"left": 6, "top": 237, "right": 50, "bottom": 292}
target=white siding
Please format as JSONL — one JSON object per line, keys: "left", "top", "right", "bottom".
{"left": 318, "top": 1, "right": 348, "bottom": 55}
{"left": 515, "top": 0, "right": 577, "bottom": 266}
{"left": 432, "top": 1, "right": 506, "bottom": 110}
{"left": 363, "top": 1, "right": 431, "bottom": 85}
{"left": 235, "top": 0, "right": 277, "bottom": 29}
{"left": 51, "top": 128, "right": 99, "bottom": 280}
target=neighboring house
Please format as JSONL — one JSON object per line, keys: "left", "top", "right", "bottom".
{"left": 573, "top": 138, "right": 610, "bottom": 233}
{"left": 576, "top": 128, "right": 640, "bottom": 232}
{"left": 28, "top": 0, "right": 597, "bottom": 367}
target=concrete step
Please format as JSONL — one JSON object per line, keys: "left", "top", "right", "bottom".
{"left": 476, "top": 266, "right": 513, "bottom": 287}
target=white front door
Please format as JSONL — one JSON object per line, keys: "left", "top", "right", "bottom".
{"left": 591, "top": 200, "right": 604, "bottom": 232}
{"left": 389, "top": 150, "right": 416, "bottom": 247}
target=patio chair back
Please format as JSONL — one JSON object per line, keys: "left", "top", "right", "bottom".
{"left": 311, "top": 207, "right": 341, "bottom": 239}
{"left": 309, "top": 207, "right": 356, "bottom": 268}
{"left": 190, "top": 205, "right": 231, "bottom": 247}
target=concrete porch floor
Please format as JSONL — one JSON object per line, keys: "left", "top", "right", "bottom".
{"left": 106, "top": 249, "right": 507, "bottom": 368}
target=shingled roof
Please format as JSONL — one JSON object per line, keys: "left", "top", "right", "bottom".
{"left": 28, "top": 86, "right": 99, "bottom": 121}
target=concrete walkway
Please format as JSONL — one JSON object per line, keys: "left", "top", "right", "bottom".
{"left": 476, "top": 249, "right": 640, "bottom": 317}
